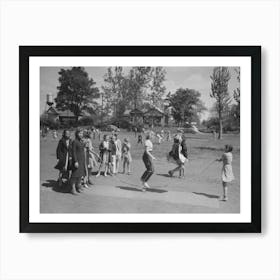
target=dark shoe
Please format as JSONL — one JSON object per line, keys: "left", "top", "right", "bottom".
{"left": 168, "top": 171, "right": 173, "bottom": 177}
{"left": 88, "top": 178, "right": 94, "bottom": 185}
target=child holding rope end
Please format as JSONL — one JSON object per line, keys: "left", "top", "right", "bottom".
{"left": 216, "top": 144, "right": 235, "bottom": 201}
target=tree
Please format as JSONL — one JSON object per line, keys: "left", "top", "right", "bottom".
{"left": 233, "top": 68, "right": 240, "bottom": 123}
{"left": 127, "top": 67, "right": 152, "bottom": 109}
{"left": 210, "top": 67, "right": 231, "bottom": 139}
{"left": 166, "top": 88, "right": 206, "bottom": 126}
{"left": 148, "top": 67, "right": 166, "bottom": 108}
{"left": 55, "top": 67, "right": 100, "bottom": 122}
{"left": 102, "top": 67, "right": 126, "bottom": 118}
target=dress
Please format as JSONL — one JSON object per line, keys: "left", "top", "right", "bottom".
{"left": 122, "top": 142, "right": 132, "bottom": 162}
{"left": 84, "top": 138, "right": 97, "bottom": 169}
{"left": 221, "top": 152, "right": 234, "bottom": 182}
{"left": 71, "top": 139, "right": 86, "bottom": 178}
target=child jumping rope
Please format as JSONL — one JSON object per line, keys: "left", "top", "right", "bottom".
{"left": 167, "top": 135, "right": 186, "bottom": 178}
{"left": 140, "top": 133, "right": 156, "bottom": 191}
{"left": 216, "top": 144, "right": 235, "bottom": 201}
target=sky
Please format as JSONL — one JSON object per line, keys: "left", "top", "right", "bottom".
{"left": 40, "top": 66, "right": 239, "bottom": 120}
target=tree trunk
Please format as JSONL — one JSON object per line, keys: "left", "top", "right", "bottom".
{"left": 219, "top": 113, "right": 223, "bottom": 139}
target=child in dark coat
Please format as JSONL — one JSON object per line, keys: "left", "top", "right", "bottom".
{"left": 54, "top": 130, "right": 72, "bottom": 187}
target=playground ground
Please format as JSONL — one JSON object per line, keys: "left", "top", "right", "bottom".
{"left": 40, "top": 130, "right": 240, "bottom": 213}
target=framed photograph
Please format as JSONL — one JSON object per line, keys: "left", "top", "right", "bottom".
{"left": 20, "top": 46, "right": 261, "bottom": 233}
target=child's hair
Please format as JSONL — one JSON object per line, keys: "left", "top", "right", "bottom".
{"left": 75, "top": 128, "right": 83, "bottom": 138}
{"left": 225, "top": 144, "right": 233, "bottom": 152}
{"left": 124, "top": 137, "right": 129, "bottom": 143}
{"left": 62, "top": 129, "right": 69, "bottom": 137}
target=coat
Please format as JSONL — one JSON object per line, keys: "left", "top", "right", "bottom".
{"left": 54, "top": 138, "right": 72, "bottom": 171}
{"left": 71, "top": 139, "right": 86, "bottom": 178}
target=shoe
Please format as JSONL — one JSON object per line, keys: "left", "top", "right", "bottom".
{"left": 168, "top": 171, "right": 173, "bottom": 177}
{"left": 71, "top": 189, "right": 78, "bottom": 195}
{"left": 104, "top": 173, "right": 107, "bottom": 177}
{"left": 88, "top": 178, "right": 94, "bottom": 185}
{"left": 96, "top": 173, "right": 100, "bottom": 178}
{"left": 83, "top": 184, "right": 90, "bottom": 189}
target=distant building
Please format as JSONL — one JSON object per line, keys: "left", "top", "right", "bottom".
{"left": 122, "top": 105, "right": 169, "bottom": 127}
{"left": 45, "top": 107, "right": 78, "bottom": 124}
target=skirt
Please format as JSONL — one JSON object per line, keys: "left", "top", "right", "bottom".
{"left": 222, "top": 164, "right": 234, "bottom": 182}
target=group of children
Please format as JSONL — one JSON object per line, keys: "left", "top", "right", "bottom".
{"left": 54, "top": 128, "right": 133, "bottom": 195}
{"left": 54, "top": 127, "right": 234, "bottom": 201}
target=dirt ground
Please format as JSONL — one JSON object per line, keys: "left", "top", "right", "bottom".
{"left": 40, "top": 130, "right": 240, "bottom": 213}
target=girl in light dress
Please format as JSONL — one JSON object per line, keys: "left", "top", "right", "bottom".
{"left": 216, "top": 144, "right": 235, "bottom": 201}
{"left": 83, "top": 131, "right": 99, "bottom": 187}
{"left": 122, "top": 138, "right": 132, "bottom": 175}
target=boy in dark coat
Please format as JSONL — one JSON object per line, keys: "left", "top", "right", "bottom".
{"left": 70, "top": 129, "right": 87, "bottom": 195}
{"left": 55, "top": 130, "right": 72, "bottom": 187}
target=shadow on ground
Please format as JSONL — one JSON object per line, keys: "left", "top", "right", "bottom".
{"left": 116, "top": 186, "right": 167, "bottom": 193}
{"left": 156, "top": 173, "right": 171, "bottom": 178}
{"left": 42, "top": 179, "right": 70, "bottom": 193}
{"left": 192, "top": 192, "right": 219, "bottom": 199}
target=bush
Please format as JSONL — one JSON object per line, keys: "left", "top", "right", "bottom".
{"left": 77, "top": 116, "right": 96, "bottom": 127}
{"left": 40, "top": 116, "right": 60, "bottom": 130}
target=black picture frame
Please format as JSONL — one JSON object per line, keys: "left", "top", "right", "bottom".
{"left": 20, "top": 46, "right": 261, "bottom": 233}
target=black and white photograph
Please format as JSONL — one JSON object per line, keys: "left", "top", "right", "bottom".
{"left": 20, "top": 46, "right": 260, "bottom": 232}
{"left": 40, "top": 65, "right": 241, "bottom": 214}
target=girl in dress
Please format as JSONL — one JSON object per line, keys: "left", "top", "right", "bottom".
{"left": 122, "top": 138, "right": 132, "bottom": 175}
{"left": 216, "top": 144, "right": 235, "bottom": 201}
{"left": 96, "top": 134, "right": 111, "bottom": 177}
{"left": 167, "top": 135, "right": 186, "bottom": 178}
{"left": 140, "top": 133, "right": 156, "bottom": 191}
{"left": 83, "top": 131, "right": 98, "bottom": 186}
{"left": 54, "top": 129, "right": 72, "bottom": 187}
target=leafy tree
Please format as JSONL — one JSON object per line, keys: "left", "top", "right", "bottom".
{"left": 127, "top": 67, "right": 152, "bottom": 109}
{"left": 55, "top": 67, "right": 100, "bottom": 122}
{"left": 148, "top": 67, "right": 166, "bottom": 108}
{"left": 210, "top": 67, "right": 231, "bottom": 139}
{"left": 166, "top": 88, "right": 206, "bottom": 126}
{"left": 233, "top": 68, "right": 240, "bottom": 123}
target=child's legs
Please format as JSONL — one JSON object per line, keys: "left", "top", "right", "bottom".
{"left": 111, "top": 155, "right": 116, "bottom": 173}
{"left": 222, "top": 181, "right": 228, "bottom": 197}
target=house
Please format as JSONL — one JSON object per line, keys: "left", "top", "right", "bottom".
{"left": 45, "top": 107, "right": 78, "bottom": 124}
{"left": 122, "top": 106, "right": 169, "bottom": 127}
{"left": 143, "top": 106, "right": 166, "bottom": 127}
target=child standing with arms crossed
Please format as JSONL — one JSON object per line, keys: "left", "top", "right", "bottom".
{"left": 216, "top": 144, "right": 235, "bottom": 201}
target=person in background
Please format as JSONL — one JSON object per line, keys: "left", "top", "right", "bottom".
{"left": 122, "top": 138, "right": 132, "bottom": 175}
{"left": 109, "top": 135, "right": 117, "bottom": 175}
{"left": 70, "top": 129, "right": 87, "bottom": 195}
{"left": 137, "top": 133, "right": 143, "bottom": 145}
{"left": 216, "top": 144, "right": 235, "bottom": 201}
{"left": 96, "top": 134, "right": 111, "bottom": 177}
{"left": 140, "top": 133, "right": 156, "bottom": 191}
{"left": 83, "top": 130, "right": 97, "bottom": 186}
{"left": 54, "top": 129, "right": 72, "bottom": 187}
{"left": 114, "top": 134, "right": 122, "bottom": 174}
